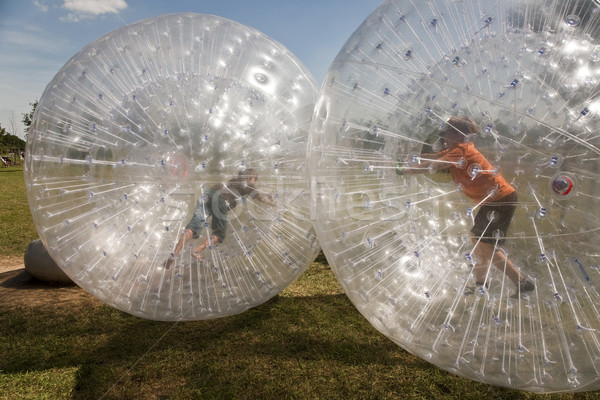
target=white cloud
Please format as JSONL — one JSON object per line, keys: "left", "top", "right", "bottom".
{"left": 62, "top": 0, "right": 127, "bottom": 21}
{"left": 0, "top": 24, "right": 74, "bottom": 57}
{"left": 33, "top": 0, "right": 49, "bottom": 12}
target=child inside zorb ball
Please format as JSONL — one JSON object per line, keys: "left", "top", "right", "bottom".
{"left": 396, "top": 116, "right": 535, "bottom": 296}
{"left": 165, "top": 168, "right": 276, "bottom": 268}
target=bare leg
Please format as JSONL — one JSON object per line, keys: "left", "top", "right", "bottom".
{"left": 192, "top": 235, "right": 219, "bottom": 260}
{"left": 164, "top": 229, "right": 194, "bottom": 269}
{"left": 174, "top": 229, "right": 194, "bottom": 256}
{"left": 471, "top": 238, "right": 524, "bottom": 285}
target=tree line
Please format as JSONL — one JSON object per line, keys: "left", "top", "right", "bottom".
{"left": 1, "top": 101, "right": 37, "bottom": 161}
{"left": 0, "top": 101, "right": 38, "bottom": 167}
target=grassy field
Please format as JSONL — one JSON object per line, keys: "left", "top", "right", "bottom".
{"left": 0, "top": 167, "right": 39, "bottom": 256}
{"left": 1, "top": 166, "right": 599, "bottom": 399}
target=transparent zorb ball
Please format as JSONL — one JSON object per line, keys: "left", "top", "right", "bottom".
{"left": 25, "top": 13, "right": 320, "bottom": 321}
{"left": 309, "top": 0, "right": 600, "bottom": 393}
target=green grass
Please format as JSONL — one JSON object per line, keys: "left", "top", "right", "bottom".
{"left": 0, "top": 167, "right": 38, "bottom": 256}
{"left": 1, "top": 168, "right": 599, "bottom": 399}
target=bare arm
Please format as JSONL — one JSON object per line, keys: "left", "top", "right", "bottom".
{"left": 396, "top": 152, "right": 450, "bottom": 175}
{"left": 251, "top": 190, "right": 276, "bottom": 206}
{"left": 398, "top": 141, "right": 468, "bottom": 176}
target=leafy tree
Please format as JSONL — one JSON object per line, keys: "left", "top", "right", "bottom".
{"left": 22, "top": 100, "right": 38, "bottom": 133}
{"left": 0, "top": 121, "right": 25, "bottom": 167}
{"left": 1, "top": 133, "right": 25, "bottom": 150}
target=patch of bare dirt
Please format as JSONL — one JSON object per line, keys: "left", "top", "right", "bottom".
{"left": 0, "top": 256, "right": 101, "bottom": 310}
{"left": 0, "top": 255, "right": 24, "bottom": 273}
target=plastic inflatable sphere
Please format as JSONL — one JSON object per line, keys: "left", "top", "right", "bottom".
{"left": 309, "top": 0, "right": 600, "bottom": 393}
{"left": 25, "top": 13, "right": 320, "bottom": 321}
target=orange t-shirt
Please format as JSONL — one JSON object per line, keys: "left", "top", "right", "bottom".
{"left": 434, "top": 142, "right": 514, "bottom": 203}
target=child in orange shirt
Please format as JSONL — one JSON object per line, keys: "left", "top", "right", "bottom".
{"left": 397, "top": 116, "right": 534, "bottom": 296}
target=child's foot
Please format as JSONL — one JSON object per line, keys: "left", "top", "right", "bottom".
{"left": 519, "top": 279, "right": 535, "bottom": 292}
{"left": 192, "top": 251, "right": 203, "bottom": 261}
{"left": 511, "top": 278, "right": 535, "bottom": 298}
{"left": 464, "top": 281, "right": 487, "bottom": 296}
{"left": 164, "top": 257, "right": 175, "bottom": 270}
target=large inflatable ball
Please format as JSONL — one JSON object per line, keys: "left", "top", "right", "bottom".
{"left": 309, "top": 0, "right": 600, "bottom": 393}
{"left": 25, "top": 13, "right": 320, "bottom": 321}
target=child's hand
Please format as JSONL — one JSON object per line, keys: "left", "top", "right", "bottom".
{"left": 263, "top": 194, "right": 276, "bottom": 206}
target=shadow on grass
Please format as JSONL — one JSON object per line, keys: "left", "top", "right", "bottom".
{"left": 0, "top": 168, "right": 23, "bottom": 174}
{"left": 0, "top": 269, "right": 74, "bottom": 289}
{"left": 2, "top": 264, "right": 588, "bottom": 400}
{"left": 0, "top": 284, "right": 547, "bottom": 400}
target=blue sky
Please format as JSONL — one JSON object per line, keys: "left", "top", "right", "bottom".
{"left": 0, "top": 0, "right": 383, "bottom": 139}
